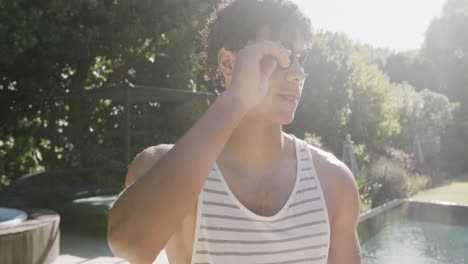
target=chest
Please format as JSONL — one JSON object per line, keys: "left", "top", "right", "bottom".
{"left": 190, "top": 157, "right": 332, "bottom": 264}
{"left": 221, "top": 162, "right": 297, "bottom": 217}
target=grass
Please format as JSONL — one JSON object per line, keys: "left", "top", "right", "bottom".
{"left": 411, "top": 174, "right": 468, "bottom": 205}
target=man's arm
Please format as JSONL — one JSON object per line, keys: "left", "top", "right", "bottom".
{"left": 327, "top": 164, "right": 362, "bottom": 264}
{"left": 107, "top": 41, "right": 291, "bottom": 264}
{"left": 124, "top": 145, "right": 173, "bottom": 188}
{"left": 107, "top": 95, "right": 247, "bottom": 264}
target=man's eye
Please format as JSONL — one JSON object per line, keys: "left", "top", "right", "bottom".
{"left": 280, "top": 42, "right": 308, "bottom": 67}
{"left": 281, "top": 42, "right": 294, "bottom": 59}
{"left": 287, "top": 53, "right": 294, "bottom": 63}
{"left": 298, "top": 53, "right": 308, "bottom": 65}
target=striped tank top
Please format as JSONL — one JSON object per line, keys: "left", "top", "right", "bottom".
{"left": 190, "top": 136, "right": 331, "bottom": 264}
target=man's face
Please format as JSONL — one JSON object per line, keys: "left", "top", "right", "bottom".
{"left": 248, "top": 27, "right": 308, "bottom": 125}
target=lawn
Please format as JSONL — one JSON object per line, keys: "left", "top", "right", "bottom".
{"left": 412, "top": 174, "right": 468, "bottom": 205}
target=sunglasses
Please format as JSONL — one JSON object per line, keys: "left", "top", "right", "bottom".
{"left": 279, "top": 41, "right": 309, "bottom": 69}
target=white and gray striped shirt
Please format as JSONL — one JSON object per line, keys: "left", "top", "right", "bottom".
{"left": 190, "top": 136, "right": 330, "bottom": 264}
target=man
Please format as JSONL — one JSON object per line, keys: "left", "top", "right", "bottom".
{"left": 108, "top": 1, "right": 362, "bottom": 263}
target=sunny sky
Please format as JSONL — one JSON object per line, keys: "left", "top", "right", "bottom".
{"left": 293, "top": 0, "right": 446, "bottom": 52}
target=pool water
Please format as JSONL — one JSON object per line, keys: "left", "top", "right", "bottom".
{"left": 361, "top": 219, "right": 468, "bottom": 264}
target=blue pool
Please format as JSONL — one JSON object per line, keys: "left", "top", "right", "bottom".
{"left": 358, "top": 200, "right": 468, "bottom": 264}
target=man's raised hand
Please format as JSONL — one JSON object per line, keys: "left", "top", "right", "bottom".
{"left": 225, "top": 40, "right": 291, "bottom": 111}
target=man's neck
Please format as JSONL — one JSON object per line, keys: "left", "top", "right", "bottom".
{"left": 218, "top": 117, "right": 289, "bottom": 177}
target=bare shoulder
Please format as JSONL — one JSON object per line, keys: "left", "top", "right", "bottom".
{"left": 307, "top": 144, "right": 360, "bottom": 223}
{"left": 125, "top": 144, "right": 174, "bottom": 187}
{"left": 133, "top": 144, "right": 174, "bottom": 161}
{"left": 123, "top": 144, "right": 198, "bottom": 261}
{"left": 308, "top": 144, "right": 354, "bottom": 182}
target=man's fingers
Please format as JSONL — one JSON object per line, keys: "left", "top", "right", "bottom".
{"left": 249, "top": 41, "right": 291, "bottom": 68}
{"left": 260, "top": 55, "right": 278, "bottom": 77}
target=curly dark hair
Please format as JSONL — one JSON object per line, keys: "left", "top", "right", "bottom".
{"left": 200, "top": 0, "right": 313, "bottom": 86}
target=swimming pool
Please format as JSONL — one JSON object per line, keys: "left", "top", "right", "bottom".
{"left": 358, "top": 200, "right": 468, "bottom": 264}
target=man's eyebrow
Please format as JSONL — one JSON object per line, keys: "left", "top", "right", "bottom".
{"left": 294, "top": 48, "right": 307, "bottom": 58}
{"left": 279, "top": 40, "right": 308, "bottom": 60}
{"left": 280, "top": 41, "right": 299, "bottom": 53}
{"left": 280, "top": 41, "right": 293, "bottom": 48}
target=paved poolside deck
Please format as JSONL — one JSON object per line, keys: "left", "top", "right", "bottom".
{"left": 52, "top": 229, "right": 169, "bottom": 264}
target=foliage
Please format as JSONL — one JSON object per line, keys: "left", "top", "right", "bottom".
{"left": 353, "top": 143, "right": 370, "bottom": 172}
{"left": 359, "top": 153, "right": 431, "bottom": 208}
{"left": 0, "top": 0, "right": 218, "bottom": 184}
{"left": 407, "top": 174, "right": 432, "bottom": 197}
{"left": 289, "top": 32, "right": 400, "bottom": 155}
{"left": 0, "top": 136, "right": 44, "bottom": 190}
{"left": 377, "top": 0, "right": 468, "bottom": 175}
{"left": 359, "top": 157, "right": 407, "bottom": 207}
{"left": 384, "top": 146, "right": 417, "bottom": 173}
{"left": 441, "top": 107, "right": 468, "bottom": 175}
{"left": 390, "top": 82, "right": 454, "bottom": 177}
{"left": 357, "top": 177, "right": 376, "bottom": 213}
{"left": 383, "top": 51, "right": 437, "bottom": 91}
{"left": 303, "top": 132, "right": 323, "bottom": 148}
{"left": 424, "top": 0, "right": 468, "bottom": 103}
{"left": 423, "top": 0, "right": 468, "bottom": 173}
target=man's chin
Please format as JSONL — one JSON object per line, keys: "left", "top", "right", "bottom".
{"left": 277, "top": 113, "right": 296, "bottom": 125}
{"left": 281, "top": 119, "right": 294, "bottom": 125}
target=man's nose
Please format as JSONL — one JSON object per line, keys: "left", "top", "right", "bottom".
{"left": 286, "top": 63, "right": 306, "bottom": 85}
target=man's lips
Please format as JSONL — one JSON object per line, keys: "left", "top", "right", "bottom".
{"left": 278, "top": 94, "right": 299, "bottom": 103}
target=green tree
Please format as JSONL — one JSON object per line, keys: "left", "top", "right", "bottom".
{"left": 0, "top": 0, "right": 218, "bottom": 185}
{"left": 423, "top": 0, "right": 468, "bottom": 173}
{"left": 288, "top": 32, "right": 400, "bottom": 156}
{"left": 384, "top": 51, "right": 437, "bottom": 91}
{"left": 391, "top": 83, "right": 454, "bottom": 177}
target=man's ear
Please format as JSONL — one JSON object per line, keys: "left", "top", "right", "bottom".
{"left": 218, "top": 48, "right": 237, "bottom": 80}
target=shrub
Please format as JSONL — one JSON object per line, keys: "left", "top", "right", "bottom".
{"left": 303, "top": 132, "right": 323, "bottom": 148}
{"left": 407, "top": 174, "right": 431, "bottom": 196}
{"left": 361, "top": 156, "right": 410, "bottom": 207}
{"left": 357, "top": 145, "right": 434, "bottom": 210}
